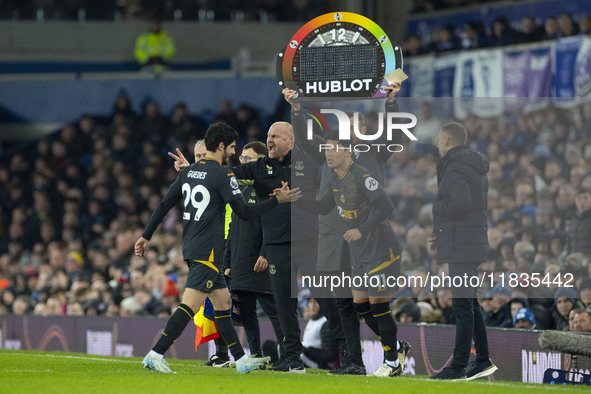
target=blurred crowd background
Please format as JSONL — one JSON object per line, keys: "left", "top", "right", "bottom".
{"left": 0, "top": 0, "right": 590, "bottom": 335}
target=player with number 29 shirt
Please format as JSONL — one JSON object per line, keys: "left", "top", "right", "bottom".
{"left": 136, "top": 122, "right": 296, "bottom": 375}
{"left": 141, "top": 127, "right": 281, "bottom": 292}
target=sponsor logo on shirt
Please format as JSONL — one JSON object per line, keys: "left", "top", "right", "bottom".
{"left": 365, "top": 177, "right": 378, "bottom": 191}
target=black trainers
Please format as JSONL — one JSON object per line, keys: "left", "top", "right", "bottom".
{"left": 201, "top": 355, "right": 231, "bottom": 368}
{"left": 328, "top": 363, "right": 367, "bottom": 375}
{"left": 398, "top": 341, "right": 411, "bottom": 371}
{"left": 465, "top": 359, "right": 498, "bottom": 381}
{"left": 271, "top": 355, "right": 288, "bottom": 370}
{"left": 430, "top": 366, "right": 467, "bottom": 380}
{"left": 270, "top": 357, "right": 306, "bottom": 373}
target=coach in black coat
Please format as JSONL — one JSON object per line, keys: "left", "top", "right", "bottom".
{"left": 429, "top": 122, "right": 496, "bottom": 380}
{"left": 222, "top": 141, "right": 285, "bottom": 359}
{"left": 224, "top": 182, "right": 271, "bottom": 294}
{"left": 432, "top": 140, "right": 489, "bottom": 265}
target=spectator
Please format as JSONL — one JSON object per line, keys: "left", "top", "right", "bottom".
{"left": 486, "top": 285, "right": 511, "bottom": 327}
{"left": 489, "top": 16, "right": 519, "bottom": 47}
{"left": 160, "top": 278, "right": 179, "bottom": 311}
{"left": 460, "top": 21, "right": 487, "bottom": 50}
{"left": 501, "top": 297, "right": 529, "bottom": 327}
{"left": 573, "top": 309, "right": 591, "bottom": 332}
{"left": 213, "top": 100, "right": 240, "bottom": 132}
{"left": 566, "top": 189, "right": 591, "bottom": 255}
{"left": 568, "top": 308, "right": 583, "bottom": 331}
{"left": 544, "top": 17, "right": 560, "bottom": 40}
{"left": 578, "top": 278, "right": 591, "bottom": 308}
{"left": 520, "top": 16, "right": 545, "bottom": 43}
{"left": 300, "top": 298, "right": 338, "bottom": 370}
{"left": 580, "top": 16, "right": 591, "bottom": 35}
{"left": 427, "top": 24, "right": 458, "bottom": 53}
{"left": 67, "top": 302, "right": 84, "bottom": 316}
{"left": 557, "top": 14, "right": 579, "bottom": 37}
{"left": 169, "top": 102, "right": 203, "bottom": 146}
{"left": 395, "top": 302, "right": 421, "bottom": 323}
{"left": 134, "top": 18, "right": 176, "bottom": 74}
{"left": 138, "top": 100, "right": 170, "bottom": 145}
{"left": 551, "top": 287, "right": 576, "bottom": 331}
{"left": 401, "top": 34, "right": 425, "bottom": 57}
{"left": 12, "top": 295, "right": 30, "bottom": 315}
{"left": 46, "top": 296, "right": 63, "bottom": 315}
{"left": 513, "top": 307, "right": 536, "bottom": 329}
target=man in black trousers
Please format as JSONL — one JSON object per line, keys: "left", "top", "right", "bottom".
{"left": 428, "top": 122, "right": 498, "bottom": 380}
{"left": 224, "top": 141, "right": 286, "bottom": 360}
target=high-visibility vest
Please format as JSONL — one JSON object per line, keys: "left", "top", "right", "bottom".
{"left": 134, "top": 31, "right": 176, "bottom": 64}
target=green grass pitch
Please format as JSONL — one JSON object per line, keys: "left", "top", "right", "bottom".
{"left": 0, "top": 349, "right": 587, "bottom": 393}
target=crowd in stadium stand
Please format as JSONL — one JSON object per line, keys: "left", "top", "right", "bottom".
{"left": 0, "top": 91, "right": 590, "bottom": 335}
{"left": 0, "top": 0, "right": 330, "bottom": 22}
{"left": 402, "top": 13, "right": 591, "bottom": 57}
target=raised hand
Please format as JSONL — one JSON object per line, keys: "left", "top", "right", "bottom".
{"left": 168, "top": 148, "right": 190, "bottom": 172}
{"left": 386, "top": 81, "right": 401, "bottom": 101}
{"left": 282, "top": 88, "right": 301, "bottom": 112}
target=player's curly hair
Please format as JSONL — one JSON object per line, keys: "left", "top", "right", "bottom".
{"left": 204, "top": 122, "right": 239, "bottom": 152}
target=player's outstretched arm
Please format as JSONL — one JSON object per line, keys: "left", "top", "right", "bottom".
{"left": 283, "top": 88, "right": 326, "bottom": 165}
{"left": 296, "top": 189, "right": 335, "bottom": 215}
{"left": 282, "top": 88, "right": 300, "bottom": 113}
{"left": 378, "top": 81, "right": 402, "bottom": 163}
{"left": 139, "top": 176, "right": 183, "bottom": 243}
{"left": 271, "top": 181, "right": 301, "bottom": 203}
{"left": 230, "top": 181, "right": 299, "bottom": 221}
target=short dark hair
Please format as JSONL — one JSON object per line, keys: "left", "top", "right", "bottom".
{"left": 243, "top": 141, "right": 268, "bottom": 156}
{"left": 575, "top": 187, "right": 591, "bottom": 196}
{"left": 579, "top": 278, "right": 591, "bottom": 294}
{"left": 204, "top": 122, "right": 239, "bottom": 152}
{"left": 441, "top": 122, "right": 468, "bottom": 145}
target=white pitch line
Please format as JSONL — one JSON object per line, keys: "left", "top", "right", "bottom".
{"left": 5, "top": 352, "right": 197, "bottom": 368}
{"left": 3, "top": 352, "right": 579, "bottom": 389}
{"left": 415, "top": 378, "right": 581, "bottom": 391}
{"left": 2, "top": 370, "right": 55, "bottom": 373}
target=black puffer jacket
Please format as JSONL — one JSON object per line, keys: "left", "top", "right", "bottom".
{"left": 223, "top": 184, "right": 271, "bottom": 294}
{"left": 433, "top": 144, "right": 489, "bottom": 264}
{"left": 231, "top": 148, "right": 320, "bottom": 244}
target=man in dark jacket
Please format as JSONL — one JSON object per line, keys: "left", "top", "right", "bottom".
{"left": 428, "top": 122, "right": 497, "bottom": 381}
{"left": 223, "top": 141, "right": 285, "bottom": 360}
{"left": 170, "top": 121, "right": 343, "bottom": 373}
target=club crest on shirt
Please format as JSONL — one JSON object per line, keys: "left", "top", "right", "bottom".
{"left": 266, "top": 165, "right": 273, "bottom": 175}
{"left": 295, "top": 161, "right": 304, "bottom": 170}
{"left": 206, "top": 280, "right": 213, "bottom": 289}
{"left": 269, "top": 264, "right": 276, "bottom": 275}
